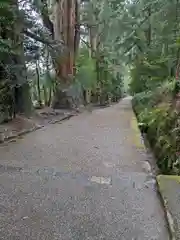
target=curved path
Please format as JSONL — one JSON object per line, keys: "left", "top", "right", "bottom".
{"left": 0, "top": 97, "right": 169, "bottom": 239}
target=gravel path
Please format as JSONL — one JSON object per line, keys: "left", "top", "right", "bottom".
{"left": 0, "top": 97, "right": 169, "bottom": 239}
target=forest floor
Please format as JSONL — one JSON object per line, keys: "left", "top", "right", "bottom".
{"left": 0, "top": 107, "right": 78, "bottom": 143}
{"left": 0, "top": 97, "right": 170, "bottom": 239}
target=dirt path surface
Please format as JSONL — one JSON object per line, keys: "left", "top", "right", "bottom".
{"left": 0, "top": 97, "right": 169, "bottom": 239}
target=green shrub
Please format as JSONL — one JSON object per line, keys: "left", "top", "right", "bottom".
{"left": 139, "top": 104, "right": 177, "bottom": 173}
{"left": 132, "top": 80, "right": 179, "bottom": 174}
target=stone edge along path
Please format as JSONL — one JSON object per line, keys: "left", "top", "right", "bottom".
{"left": 157, "top": 175, "right": 180, "bottom": 240}
{"left": 0, "top": 102, "right": 112, "bottom": 145}
{"left": 132, "top": 103, "right": 176, "bottom": 239}
{"left": 0, "top": 112, "right": 76, "bottom": 145}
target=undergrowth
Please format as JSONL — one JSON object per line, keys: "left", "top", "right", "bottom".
{"left": 132, "top": 79, "right": 179, "bottom": 174}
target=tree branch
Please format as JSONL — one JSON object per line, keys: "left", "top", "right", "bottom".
{"left": 80, "top": 37, "right": 91, "bottom": 49}
{"left": 23, "top": 29, "right": 58, "bottom": 48}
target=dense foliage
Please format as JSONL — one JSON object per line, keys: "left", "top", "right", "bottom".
{"left": 132, "top": 81, "right": 178, "bottom": 174}
{"left": 126, "top": 0, "right": 180, "bottom": 174}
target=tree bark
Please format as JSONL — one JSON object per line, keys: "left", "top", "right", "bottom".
{"left": 52, "top": 0, "right": 76, "bottom": 81}
{"left": 35, "top": 61, "right": 42, "bottom": 107}
{"left": 51, "top": 0, "right": 83, "bottom": 109}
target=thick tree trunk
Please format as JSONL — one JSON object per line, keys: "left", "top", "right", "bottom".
{"left": 51, "top": 0, "right": 83, "bottom": 109}
{"left": 53, "top": 0, "right": 76, "bottom": 81}
{"left": 14, "top": 83, "right": 32, "bottom": 116}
